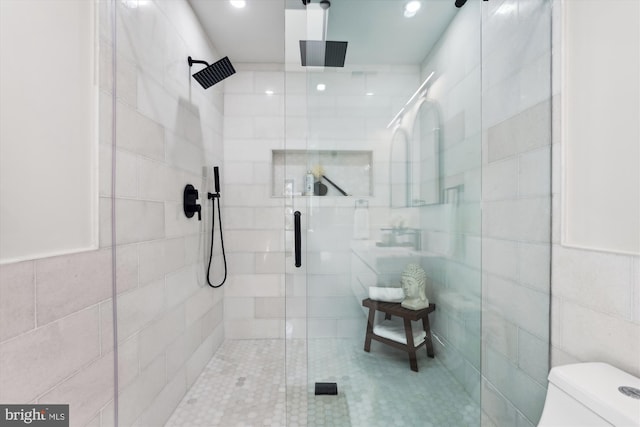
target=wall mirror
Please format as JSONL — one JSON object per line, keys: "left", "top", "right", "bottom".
{"left": 389, "top": 97, "right": 441, "bottom": 208}
{"left": 389, "top": 129, "right": 410, "bottom": 207}
{"left": 411, "top": 98, "right": 441, "bottom": 206}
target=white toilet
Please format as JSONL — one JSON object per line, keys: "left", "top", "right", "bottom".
{"left": 538, "top": 362, "right": 640, "bottom": 426}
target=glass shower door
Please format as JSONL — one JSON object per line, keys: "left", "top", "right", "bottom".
{"left": 285, "top": 1, "right": 483, "bottom": 426}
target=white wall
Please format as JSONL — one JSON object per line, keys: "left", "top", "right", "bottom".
{"left": 562, "top": 0, "right": 639, "bottom": 255}
{"left": 0, "top": 0, "right": 98, "bottom": 263}
{"left": 550, "top": 0, "right": 640, "bottom": 378}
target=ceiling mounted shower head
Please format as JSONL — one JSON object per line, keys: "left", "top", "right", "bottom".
{"left": 299, "top": 0, "right": 348, "bottom": 67}
{"left": 300, "top": 40, "right": 348, "bottom": 67}
{"left": 188, "top": 56, "right": 236, "bottom": 89}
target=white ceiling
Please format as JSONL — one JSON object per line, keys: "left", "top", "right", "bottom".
{"left": 188, "top": 0, "right": 459, "bottom": 66}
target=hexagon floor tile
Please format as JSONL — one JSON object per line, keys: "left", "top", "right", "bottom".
{"left": 166, "top": 338, "right": 479, "bottom": 427}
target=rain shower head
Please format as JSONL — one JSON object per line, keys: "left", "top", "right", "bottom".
{"left": 300, "top": 40, "right": 348, "bottom": 67}
{"left": 299, "top": 0, "right": 348, "bottom": 67}
{"left": 188, "top": 56, "right": 236, "bottom": 89}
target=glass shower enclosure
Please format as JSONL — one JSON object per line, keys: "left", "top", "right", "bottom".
{"left": 283, "top": 1, "right": 485, "bottom": 425}
{"left": 108, "top": 0, "right": 552, "bottom": 425}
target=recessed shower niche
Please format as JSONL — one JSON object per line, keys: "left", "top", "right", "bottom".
{"left": 272, "top": 149, "right": 373, "bottom": 197}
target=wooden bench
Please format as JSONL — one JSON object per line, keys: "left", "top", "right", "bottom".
{"left": 362, "top": 298, "right": 436, "bottom": 372}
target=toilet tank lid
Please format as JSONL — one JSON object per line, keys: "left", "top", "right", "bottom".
{"left": 548, "top": 363, "right": 640, "bottom": 426}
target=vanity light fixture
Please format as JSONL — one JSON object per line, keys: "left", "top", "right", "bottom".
{"left": 386, "top": 71, "right": 434, "bottom": 128}
{"left": 386, "top": 108, "right": 405, "bottom": 129}
{"left": 405, "top": 71, "right": 434, "bottom": 106}
{"left": 230, "top": 0, "right": 246, "bottom": 9}
{"left": 404, "top": 1, "right": 421, "bottom": 18}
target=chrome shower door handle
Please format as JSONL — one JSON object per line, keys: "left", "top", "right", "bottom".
{"left": 294, "top": 211, "right": 301, "bottom": 268}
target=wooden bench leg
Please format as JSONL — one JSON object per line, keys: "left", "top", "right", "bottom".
{"left": 422, "top": 315, "right": 434, "bottom": 358}
{"left": 364, "top": 307, "right": 376, "bottom": 352}
{"left": 403, "top": 318, "right": 418, "bottom": 372}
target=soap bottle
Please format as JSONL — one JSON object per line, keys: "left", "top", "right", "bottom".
{"left": 304, "top": 170, "right": 314, "bottom": 196}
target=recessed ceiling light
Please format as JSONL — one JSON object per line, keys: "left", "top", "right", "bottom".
{"left": 404, "top": 0, "right": 421, "bottom": 18}
{"left": 265, "top": 89, "right": 274, "bottom": 95}
{"left": 230, "top": 0, "right": 246, "bottom": 9}
{"left": 366, "top": 92, "right": 374, "bottom": 96}
{"left": 316, "top": 83, "right": 326, "bottom": 91}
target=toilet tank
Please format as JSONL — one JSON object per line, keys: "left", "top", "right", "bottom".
{"left": 538, "top": 362, "right": 640, "bottom": 427}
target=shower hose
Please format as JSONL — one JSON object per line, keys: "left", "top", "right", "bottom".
{"left": 206, "top": 194, "right": 227, "bottom": 288}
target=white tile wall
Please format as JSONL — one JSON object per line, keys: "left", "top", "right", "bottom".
{"left": 480, "top": 0, "right": 552, "bottom": 425}
{"left": 0, "top": 306, "right": 101, "bottom": 403}
{"left": 553, "top": 246, "right": 634, "bottom": 320}
{"left": 549, "top": 0, "right": 640, "bottom": 380}
{"left": 132, "top": 369, "right": 187, "bottom": 427}
{"left": 0, "top": 261, "right": 35, "bottom": 342}
{"left": 117, "top": 279, "right": 165, "bottom": 341}
{"left": 117, "top": 355, "right": 166, "bottom": 427}
{"left": 223, "top": 65, "right": 418, "bottom": 341}
{"left": 415, "top": 0, "right": 484, "bottom": 417}
{"left": 35, "top": 249, "right": 113, "bottom": 326}
{"left": 115, "top": 101, "right": 165, "bottom": 161}
{"left": 138, "top": 305, "right": 185, "bottom": 369}
{"left": 38, "top": 353, "right": 114, "bottom": 427}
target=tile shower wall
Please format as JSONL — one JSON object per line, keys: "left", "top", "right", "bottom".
{"left": 222, "top": 65, "right": 287, "bottom": 339}
{"left": 417, "top": 0, "right": 482, "bottom": 408}
{"left": 480, "top": 1, "right": 552, "bottom": 426}
{"left": 549, "top": 1, "right": 640, "bottom": 378}
{"left": 223, "top": 65, "right": 421, "bottom": 340}
{"left": 2, "top": 1, "right": 226, "bottom": 423}
{"left": 107, "top": 1, "right": 226, "bottom": 426}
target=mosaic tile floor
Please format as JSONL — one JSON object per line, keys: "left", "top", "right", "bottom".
{"left": 165, "top": 339, "right": 479, "bottom": 427}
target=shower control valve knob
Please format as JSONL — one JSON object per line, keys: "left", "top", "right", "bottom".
{"left": 183, "top": 184, "right": 202, "bottom": 221}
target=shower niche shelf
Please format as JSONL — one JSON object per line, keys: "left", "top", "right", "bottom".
{"left": 272, "top": 149, "right": 373, "bottom": 197}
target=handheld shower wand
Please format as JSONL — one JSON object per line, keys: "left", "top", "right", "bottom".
{"left": 206, "top": 166, "right": 227, "bottom": 288}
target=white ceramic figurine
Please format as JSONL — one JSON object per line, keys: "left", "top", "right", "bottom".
{"left": 400, "top": 263, "right": 429, "bottom": 310}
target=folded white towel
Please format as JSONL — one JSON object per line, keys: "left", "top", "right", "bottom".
{"left": 373, "top": 318, "right": 426, "bottom": 345}
{"left": 368, "top": 286, "right": 404, "bottom": 302}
